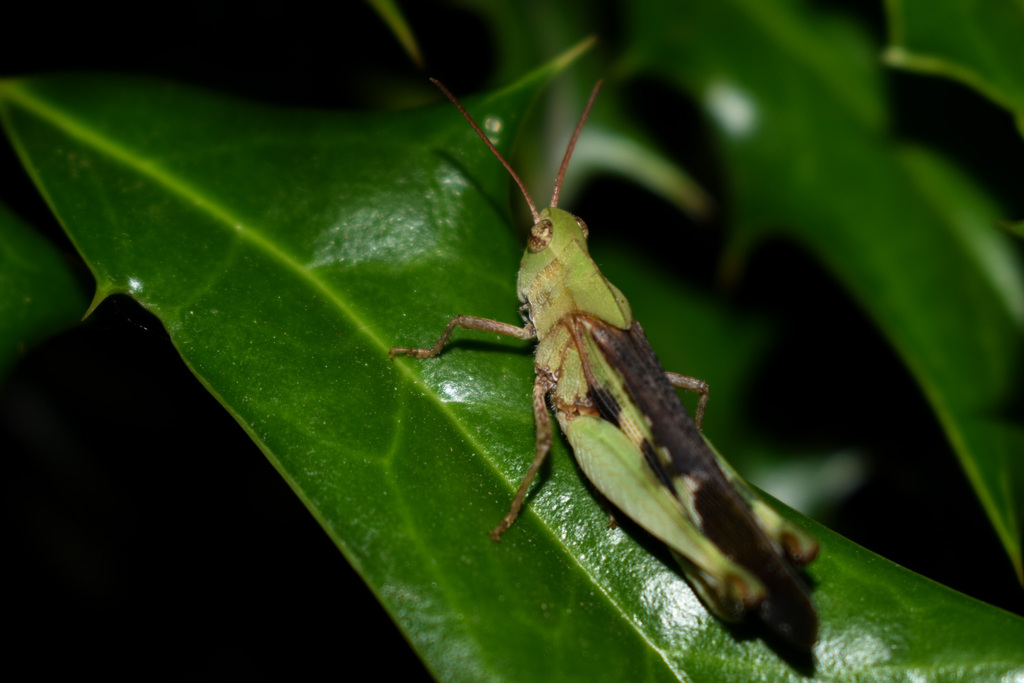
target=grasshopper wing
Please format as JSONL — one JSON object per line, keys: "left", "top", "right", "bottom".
{"left": 567, "top": 315, "right": 818, "bottom": 647}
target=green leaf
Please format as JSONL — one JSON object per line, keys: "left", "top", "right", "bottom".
{"left": 3, "top": 46, "right": 1024, "bottom": 681}
{"left": 884, "top": 0, "right": 1024, "bottom": 130}
{"left": 0, "top": 200, "right": 87, "bottom": 379}
{"left": 623, "top": 0, "right": 1024, "bottom": 582}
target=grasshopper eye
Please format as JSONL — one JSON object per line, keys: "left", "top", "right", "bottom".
{"left": 528, "top": 219, "right": 554, "bottom": 253}
{"left": 573, "top": 215, "right": 589, "bottom": 239}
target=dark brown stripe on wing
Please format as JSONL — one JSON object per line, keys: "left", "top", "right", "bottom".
{"left": 579, "top": 314, "right": 819, "bottom": 647}
{"left": 587, "top": 385, "right": 622, "bottom": 428}
{"left": 640, "top": 438, "right": 674, "bottom": 491}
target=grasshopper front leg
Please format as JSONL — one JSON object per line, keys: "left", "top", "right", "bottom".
{"left": 391, "top": 315, "right": 543, "bottom": 540}
{"left": 389, "top": 315, "right": 536, "bottom": 358}
{"left": 490, "top": 374, "right": 555, "bottom": 541}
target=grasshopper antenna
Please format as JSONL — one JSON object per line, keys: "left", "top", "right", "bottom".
{"left": 551, "top": 80, "right": 603, "bottom": 208}
{"left": 430, "top": 78, "right": 540, "bottom": 223}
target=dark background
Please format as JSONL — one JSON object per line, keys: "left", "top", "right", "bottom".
{"left": 3, "top": 1, "right": 1022, "bottom": 679}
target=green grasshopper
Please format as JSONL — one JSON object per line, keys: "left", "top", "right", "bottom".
{"left": 391, "top": 79, "right": 820, "bottom": 647}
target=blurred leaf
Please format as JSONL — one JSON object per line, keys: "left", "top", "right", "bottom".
{"left": 623, "top": 0, "right": 1024, "bottom": 582}
{"left": 3, "top": 33, "right": 1024, "bottom": 682}
{"left": 884, "top": 0, "right": 1024, "bottom": 130}
{"left": 366, "top": 0, "right": 425, "bottom": 69}
{"left": 457, "top": 0, "right": 597, "bottom": 88}
{"left": 456, "top": 0, "right": 711, "bottom": 217}
{"left": 558, "top": 121, "right": 714, "bottom": 220}
{"left": 0, "top": 200, "right": 87, "bottom": 379}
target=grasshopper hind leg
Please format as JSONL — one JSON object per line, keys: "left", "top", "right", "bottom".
{"left": 665, "top": 372, "right": 709, "bottom": 429}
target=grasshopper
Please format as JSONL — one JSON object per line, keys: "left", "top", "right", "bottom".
{"left": 391, "top": 79, "right": 820, "bottom": 647}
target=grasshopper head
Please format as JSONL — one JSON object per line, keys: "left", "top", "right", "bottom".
{"left": 516, "top": 207, "right": 631, "bottom": 334}
{"left": 527, "top": 207, "right": 589, "bottom": 252}
{"left": 517, "top": 207, "right": 589, "bottom": 289}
